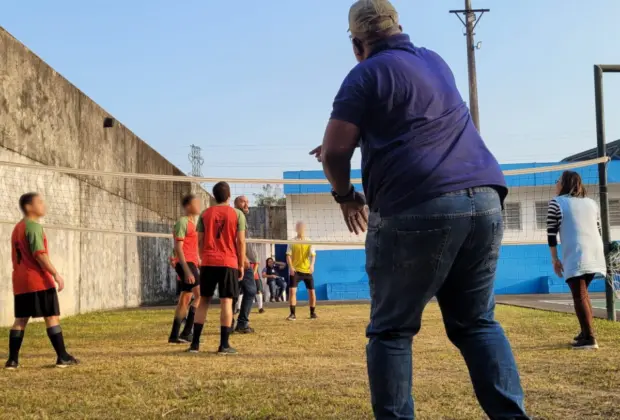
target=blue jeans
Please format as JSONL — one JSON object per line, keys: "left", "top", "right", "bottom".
{"left": 366, "top": 188, "right": 528, "bottom": 420}
{"left": 267, "top": 277, "right": 286, "bottom": 299}
{"left": 237, "top": 269, "right": 257, "bottom": 329}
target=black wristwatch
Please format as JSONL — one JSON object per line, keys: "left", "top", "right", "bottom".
{"left": 331, "top": 185, "right": 356, "bottom": 203}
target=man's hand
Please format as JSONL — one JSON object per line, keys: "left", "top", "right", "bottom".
{"left": 185, "top": 269, "right": 195, "bottom": 285}
{"left": 289, "top": 267, "right": 295, "bottom": 277}
{"left": 309, "top": 145, "right": 322, "bottom": 162}
{"left": 553, "top": 259, "right": 564, "bottom": 278}
{"left": 340, "top": 192, "right": 369, "bottom": 235}
{"left": 238, "top": 265, "right": 244, "bottom": 280}
{"left": 54, "top": 273, "right": 65, "bottom": 293}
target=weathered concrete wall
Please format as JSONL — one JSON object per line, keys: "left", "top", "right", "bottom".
{"left": 0, "top": 26, "right": 208, "bottom": 325}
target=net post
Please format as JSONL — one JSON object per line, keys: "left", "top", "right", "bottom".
{"left": 594, "top": 64, "right": 616, "bottom": 321}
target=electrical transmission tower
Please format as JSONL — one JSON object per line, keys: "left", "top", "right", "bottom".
{"left": 450, "top": 0, "right": 489, "bottom": 132}
{"left": 188, "top": 145, "right": 204, "bottom": 177}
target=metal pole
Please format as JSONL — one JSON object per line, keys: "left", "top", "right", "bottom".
{"left": 594, "top": 65, "right": 616, "bottom": 321}
{"left": 464, "top": 0, "right": 480, "bottom": 132}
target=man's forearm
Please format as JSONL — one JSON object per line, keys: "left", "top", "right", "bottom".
{"left": 549, "top": 246, "right": 559, "bottom": 261}
{"left": 236, "top": 239, "right": 246, "bottom": 268}
{"left": 322, "top": 153, "right": 352, "bottom": 196}
{"left": 35, "top": 254, "right": 57, "bottom": 276}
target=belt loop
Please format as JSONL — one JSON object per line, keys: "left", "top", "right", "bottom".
{"left": 467, "top": 188, "right": 474, "bottom": 197}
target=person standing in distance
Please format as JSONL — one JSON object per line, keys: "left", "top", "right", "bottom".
{"left": 547, "top": 171, "right": 606, "bottom": 350}
{"left": 5, "top": 193, "right": 78, "bottom": 369}
{"left": 168, "top": 194, "right": 202, "bottom": 344}
{"left": 191, "top": 182, "right": 245, "bottom": 355}
{"left": 232, "top": 195, "right": 259, "bottom": 333}
{"left": 314, "top": 1, "right": 528, "bottom": 418}
{"left": 286, "top": 221, "right": 317, "bottom": 320}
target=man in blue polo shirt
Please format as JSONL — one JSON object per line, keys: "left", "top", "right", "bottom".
{"left": 315, "top": 1, "right": 529, "bottom": 419}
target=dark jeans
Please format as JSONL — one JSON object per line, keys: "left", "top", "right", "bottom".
{"left": 237, "top": 268, "right": 257, "bottom": 329}
{"left": 365, "top": 188, "right": 528, "bottom": 420}
{"left": 267, "top": 277, "right": 286, "bottom": 299}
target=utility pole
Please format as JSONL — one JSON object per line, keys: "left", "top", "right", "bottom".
{"left": 450, "top": 1, "right": 489, "bottom": 132}
{"left": 188, "top": 144, "right": 204, "bottom": 177}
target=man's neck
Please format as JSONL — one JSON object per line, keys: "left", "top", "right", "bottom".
{"left": 25, "top": 215, "right": 40, "bottom": 223}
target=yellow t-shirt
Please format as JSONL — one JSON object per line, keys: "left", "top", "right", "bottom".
{"left": 286, "top": 239, "right": 316, "bottom": 274}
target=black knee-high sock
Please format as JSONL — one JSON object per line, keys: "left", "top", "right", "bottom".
{"left": 46, "top": 326, "right": 68, "bottom": 359}
{"left": 169, "top": 317, "right": 183, "bottom": 340}
{"left": 192, "top": 323, "right": 204, "bottom": 347}
{"left": 220, "top": 326, "right": 230, "bottom": 349}
{"left": 181, "top": 306, "right": 196, "bottom": 336}
{"left": 290, "top": 305, "right": 296, "bottom": 316}
{"left": 310, "top": 306, "right": 316, "bottom": 315}
{"left": 8, "top": 330, "right": 25, "bottom": 363}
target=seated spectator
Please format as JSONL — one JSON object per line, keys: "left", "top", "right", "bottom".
{"left": 262, "top": 258, "right": 287, "bottom": 302}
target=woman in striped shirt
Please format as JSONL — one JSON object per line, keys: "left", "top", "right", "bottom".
{"left": 547, "top": 170, "right": 606, "bottom": 350}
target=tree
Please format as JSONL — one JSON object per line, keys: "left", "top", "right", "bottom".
{"left": 254, "top": 184, "right": 285, "bottom": 207}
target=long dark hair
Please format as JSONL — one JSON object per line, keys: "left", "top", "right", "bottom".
{"left": 265, "top": 257, "right": 274, "bottom": 267}
{"left": 558, "top": 171, "right": 587, "bottom": 198}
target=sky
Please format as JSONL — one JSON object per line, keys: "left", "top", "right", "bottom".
{"left": 2, "top": 0, "right": 620, "bottom": 181}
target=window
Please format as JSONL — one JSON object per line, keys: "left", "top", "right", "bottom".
{"left": 609, "top": 200, "right": 620, "bottom": 226}
{"left": 503, "top": 203, "right": 522, "bottom": 230}
{"left": 535, "top": 201, "right": 549, "bottom": 230}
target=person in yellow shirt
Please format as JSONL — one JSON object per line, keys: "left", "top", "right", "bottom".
{"left": 286, "top": 221, "right": 317, "bottom": 320}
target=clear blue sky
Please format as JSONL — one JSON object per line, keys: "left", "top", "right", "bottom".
{"left": 3, "top": 0, "right": 620, "bottom": 180}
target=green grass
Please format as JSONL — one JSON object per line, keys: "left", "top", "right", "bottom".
{"left": 1, "top": 303, "right": 620, "bottom": 419}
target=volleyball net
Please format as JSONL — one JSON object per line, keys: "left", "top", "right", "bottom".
{"left": 0, "top": 157, "right": 612, "bottom": 247}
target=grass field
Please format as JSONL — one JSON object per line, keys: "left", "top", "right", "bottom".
{"left": 1, "top": 303, "right": 620, "bottom": 420}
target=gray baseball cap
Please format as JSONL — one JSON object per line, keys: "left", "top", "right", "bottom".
{"left": 348, "top": 0, "right": 399, "bottom": 37}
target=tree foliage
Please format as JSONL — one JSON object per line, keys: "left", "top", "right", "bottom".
{"left": 254, "top": 184, "right": 286, "bottom": 207}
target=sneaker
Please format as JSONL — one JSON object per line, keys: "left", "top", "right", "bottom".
{"left": 187, "top": 343, "right": 200, "bottom": 353}
{"left": 168, "top": 337, "right": 185, "bottom": 344}
{"left": 178, "top": 333, "right": 193, "bottom": 343}
{"left": 573, "top": 332, "right": 584, "bottom": 344}
{"left": 310, "top": 312, "right": 318, "bottom": 319}
{"left": 572, "top": 337, "right": 599, "bottom": 350}
{"left": 56, "top": 355, "right": 79, "bottom": 368}
{"left": 235, "top": 326, "right": 255, "bottom": 334}
{"left": 286, "top": 314, "right": 297, "bottom": 321}
{"left": 217, "top": 346, "right": 237, "bottom": 355}
{"left": 4, "top": 360, "right": 19, "bottom": 370}
{"left": 258, "top": 308, "right": 265, "bottom": 314}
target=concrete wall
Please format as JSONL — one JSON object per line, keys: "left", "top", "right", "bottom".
{"left": 0, "top": 27, "right": 210, "bottom": 325}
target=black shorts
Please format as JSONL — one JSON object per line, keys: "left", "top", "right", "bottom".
{"left": 14, "top": 287, "right": 60, "bottom": 319}
{"left": 566, "top": 273, "right": 595, "bottom": 286}
{"left": 200, "top": 266, "right": 240, "bottom": 299}
{"left": 291, "top": 272, "right": 315, "bottom": 290}
{"left": 175, "top": 262, "right": 200, "bottom": 293}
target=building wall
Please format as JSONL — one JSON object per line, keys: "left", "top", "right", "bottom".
{"left": 0, "top": 27, "right": 209, "bottom": 325}
{"left": 285, "top": 185, "right": 619, "bottom": 301}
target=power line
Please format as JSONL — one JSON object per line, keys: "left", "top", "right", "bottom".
{"left": 450, "top": 1, "right": 489, "bottom": 133}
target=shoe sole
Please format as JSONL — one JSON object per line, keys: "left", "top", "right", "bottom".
{"left": 188, "top": 349, "right": 199, "bottom": 354}
{"left": 217, "top": 352, "right": 238, "bottom": 356}
{"left": 286, "top": 318, "right": 296, "bottom": 321}
{"left": 56, "top": 364, "right": 78, "bottom": 368}
{"left": 4, "top": 366, "right": 19, "bottom": 370}
{"left": 573, "top": 344, "right": 599, "bottom": 350}
{"left": 178, "top": 338, "right": 191, "bottom": 343}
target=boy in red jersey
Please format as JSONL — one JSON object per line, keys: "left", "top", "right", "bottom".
{"left": 5, "top": 193, "right": 78, "bottom": 369}
{"left": 190, "top": 182, "right": 246, "bottom": 354}
{"left": 168, "top": 194, "right": 202, "bottom": 344}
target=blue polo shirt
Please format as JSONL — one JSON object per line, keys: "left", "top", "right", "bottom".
{"left": 330, "top": 33, "right": 507, "bottom": 216}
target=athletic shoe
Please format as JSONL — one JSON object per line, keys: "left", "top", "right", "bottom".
{"left": 286, "top": 314, "right": 296, "bottom": 321}
{"left": 572, "top": 337, "right": 599, "bottom": 350}
{"left": 218, "top": 346, "right": 237, "bottom": 355}
{"left": 4, "top": 360, "right": 19, "bottom": 370}
{"left": 188, "top": 343, "right": 200, "bottom": 353}
{"left": 56, "top": 355, "right": 79, "bottom": 368}
{"left": 573, "top": 332, "right": 584, "bottom": 343}
{"left": 168, "top": 337, "right": 185, "bottom": 344}
{"left": 178, "top": 333, "right": 193, "bottom": 343}
{"left": 258, "top": 308, "right": 265, "bottom": 314}
{"left": 310, "top": 312, "right": 318, "bottom": 319}
{"left": 269, "top": 297, "right": 275, "bottom": 303}
{"left": 235, "top": 326, "right": 255, "bottom": 334}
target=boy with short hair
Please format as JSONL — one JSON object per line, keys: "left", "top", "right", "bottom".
{"left": 286, "top": 221, "right": 317, "bottom": 320}
{"left": 168, "top": 194, "right": 202, "bottom": 344}
{"left": 5, "top": 192, "right": 78, "bottom": 369}
{"left": 191, "top": 182, "right": 246, "bottom": 354}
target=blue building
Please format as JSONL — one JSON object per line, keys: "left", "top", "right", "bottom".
{"left": 281, "top": 159, "right": 620, "bottom": 301}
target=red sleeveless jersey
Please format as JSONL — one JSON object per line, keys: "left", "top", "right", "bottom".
{"left": 199, "top": 206, "right": 244, "bottom": 269}
{"left": 11, "top": 220, "right": 55, "bottom": 295}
